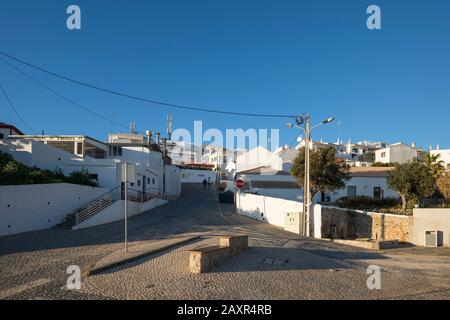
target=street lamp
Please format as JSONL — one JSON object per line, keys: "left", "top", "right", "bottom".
{"left": 287, "top": 114, "right": 335, "bottom": 237}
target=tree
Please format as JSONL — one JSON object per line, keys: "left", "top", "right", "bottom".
{"left": 291, "top": 146, "right": 350, "bottom": 200}
{"left": 387, "top": 160, "right": 435, "bottom": 214}
{"left": 437, "top": 171, "right": 450, "bottom": 199}
{"left": 423, "top": 153, "right": 445, "bottom": 180}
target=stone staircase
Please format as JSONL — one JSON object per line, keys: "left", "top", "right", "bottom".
{"left": 55, "top": 186, "right": 157, "bottom": 229}
{"left": 55, "top": 188, "right": 119, "bottom": 229}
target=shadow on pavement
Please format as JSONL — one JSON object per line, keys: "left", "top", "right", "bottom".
{"left": 208, "top": 246, "right": 389, "bottom": 273}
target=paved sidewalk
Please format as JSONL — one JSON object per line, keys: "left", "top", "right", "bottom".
{"left": 86, "top": 236, "right": 202, "bottom": 276}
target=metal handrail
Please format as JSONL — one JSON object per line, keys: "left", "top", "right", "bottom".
{"left": 62, "top": 186, "right": 121, "bottom": 225}
{"left": 61, "top": 185, "right": 163, "bottom": 227}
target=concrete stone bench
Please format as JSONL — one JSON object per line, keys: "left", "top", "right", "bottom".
{"left": 188, "top": 235, "right": 248, "bottom": 274}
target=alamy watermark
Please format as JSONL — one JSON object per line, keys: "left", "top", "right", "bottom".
{"left": 366, "top": 265, "right": 381, "bottom": 290}
{"left": 170, "top": 121, "right": 281, "bottom": 167}
{"left": 66, "top": 5, "right": 81, "bottom": 30}
{"left": 66, "top": 265, "right": 81, "bottom": 290}
{"left": 66, "top": 4, "right": 380, "bottom": 31}
{"left": 367, "top": 5, "right": 381, "bottom": 30}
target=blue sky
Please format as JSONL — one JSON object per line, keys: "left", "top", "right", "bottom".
{"left": 1, "top": 0, "right": 450, "bottom": 149}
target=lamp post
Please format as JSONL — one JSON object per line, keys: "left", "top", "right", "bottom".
{"left": 287, "top": 114, "right": 335, "bottom": 237}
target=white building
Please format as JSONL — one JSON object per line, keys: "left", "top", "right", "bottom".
{"left": 180, "top": 168, "right": 217, "bottom": 184}
{"left": 235, "top": 146, "right": 284, "bottom": 173}
{"left": 0, "top": 122, "right": 24, "bottom": 139}
{"left": 430, "top": 148, "right": 450, "bottom": 171}
{"left": 375, "top": 142, "right": 421, "bottom": 164}
{"left": 236, "top": 166, "right": 302, "bottom": 201}
{"left": 327, "top": 167, "right": 397, "bottom": 202}
{"left": 1, "top": 133, "right": 181, "bottom": 199}
{"left": 165, "top": 140, "right": 203, "bottom": 165}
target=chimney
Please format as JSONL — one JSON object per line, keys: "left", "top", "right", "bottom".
{"left": 437, "top": 144, "right": 440, "bottom": 150}
{"left": 162, "top": 138, "right": 167, "bottom": 157}
{"left": 146, "top": 130, "right": 152, "bottom": 147}
{"left": 411, "top": 141, "right": 416, "bottom": 148}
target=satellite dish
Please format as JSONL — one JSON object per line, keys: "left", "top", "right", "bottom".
{"left": 296, "top": 136, "right": 303, "bottom": 143}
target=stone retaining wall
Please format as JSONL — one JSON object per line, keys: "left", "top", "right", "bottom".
{"left": 314, "top": 205, "right": 412, "bottom": 242}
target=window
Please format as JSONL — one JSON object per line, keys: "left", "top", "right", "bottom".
{"left": 110, "top": 146, "right": 123, "bottom": 157}
{"left": 76, "top": 142, "right": 83, "bottom": 155}
{"left": 0, "top": 133, "right": 4, "bottom": 139}
{"left": 347, "top": 186, "right": 357, "bottom": 198}
{"left": 85, "top": 142, "right": 107, "bottom": 159}
{"left": 152, "top": 178, "right": 155, "bottom": 184}
{"left": 381, "top": 152, "right": 386, "bottom": 158}
{"left": 137, "top": 180, "right": 141, "bottom": 187}
{"left": 148, "top": 177, "right": 150, "bottom": 184}
{"left": 47, "top": 141, "right": 76, "bottom": 154}
{"left": 373, "top": 187, "right": 382, "bottom": 199}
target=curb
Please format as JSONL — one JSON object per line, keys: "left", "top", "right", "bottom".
{"left": 84, "top": 236, "right": 202, "bottom": 277}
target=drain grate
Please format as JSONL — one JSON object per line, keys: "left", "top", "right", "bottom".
{"left": 262, "top": 257, "right": 288, "bottom": 267}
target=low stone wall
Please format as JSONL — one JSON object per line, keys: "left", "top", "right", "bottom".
{"left": 189, "top": 235, "right": 248, "bottom": 274}
{"left": 314, "top": 205, "right": 412, "bottom": 242}
{"left": 370, "top": 212, "right": 412, "bottom": 242}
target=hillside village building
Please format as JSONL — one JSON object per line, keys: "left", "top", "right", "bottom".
{"left": 375, "top": 142, "right": 422, "bottom": 164}
{"left": 0, "top": 122, "right": 24, "bottom": 139}
{"left": 327, "top": 167, "right": 397, "bottom": 202}
{"left": 430, "top": 148, "right": 450, "bottom": 170}
{"left": 1, "top": 132, "right": 181, "bottom": 200}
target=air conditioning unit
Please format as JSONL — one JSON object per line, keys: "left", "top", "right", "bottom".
{"left": 424, "top": 230, "right": 437, "bottom": 247}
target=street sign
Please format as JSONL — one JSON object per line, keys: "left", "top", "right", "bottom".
{"left": 119, "top": 162, "right": 136, "bottom": 183}
{"left": 235, "top": 179, "right": 245, "bottom": 189}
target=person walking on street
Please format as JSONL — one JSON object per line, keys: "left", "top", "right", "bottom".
{"left": 202, "top": 178, "right": 207, "bottom": 189}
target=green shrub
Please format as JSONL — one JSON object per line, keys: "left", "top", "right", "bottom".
{"left": 337, "top": 196, "right": 400, "bottom": 211}
{"left": 66, "top": 169, "right": 98, "bottom": 187}
{"left": 0, "top": 151, "right": 97, "bottom": 187}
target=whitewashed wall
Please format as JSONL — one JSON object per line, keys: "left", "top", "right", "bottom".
{"left": 164, "top": 164, "right": 181, "bottom": 199}
{"left": 412, "top": 209, "right": 450, "bottom": 246}
{"left": 236, "top": 191, "right": 303, "bottom": 229}
{"left": 0, "top": 183, "right": 108, "bottom": 236}
{"left": 327, "top": 176, "right": 398, "bottom": 202}
{"left": 181, "top": 169, "right": 216, "bottom": 183}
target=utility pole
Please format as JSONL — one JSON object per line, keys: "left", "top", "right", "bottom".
{"left": 304, "top": 113, "right": 310, "bottom": 237}
{"left": 124, "top": 162, "right": 128, "bottom": 253}
{"left": 287, "top": 114, "right": 335, "bottom": 238}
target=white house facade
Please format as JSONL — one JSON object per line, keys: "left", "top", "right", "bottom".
{"left": 375, "top": 142, "right": 420, "bottom": 164}
{"left": 327, "top": 167, "right": 398, "bottom": 202}
{"left": 430, "top": 149, "right": 450, "bottom": 170}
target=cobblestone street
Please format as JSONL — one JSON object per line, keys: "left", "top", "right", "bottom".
{"left": 1, "top": 184, "right": 450, "bottom": 300}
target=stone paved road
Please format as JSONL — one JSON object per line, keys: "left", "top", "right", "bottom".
{"left": 1, "top": 184, "right": 450, "bottom": 299}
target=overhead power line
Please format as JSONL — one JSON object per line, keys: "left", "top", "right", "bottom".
{"left": 0, "top": 83, "right": 36, "bottom": 133}
{"left": 0, "top": 50, "right": 296, "bottom": 119}
{"left": 0, "top": 57, "right": 130, "bottom": 131}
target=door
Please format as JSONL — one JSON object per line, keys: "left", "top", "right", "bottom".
{"left": 373, "top": 187, "right": 381, "bottom": 199}
{"left": 347, "top": 186, "right": 357, "bottom": 198}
